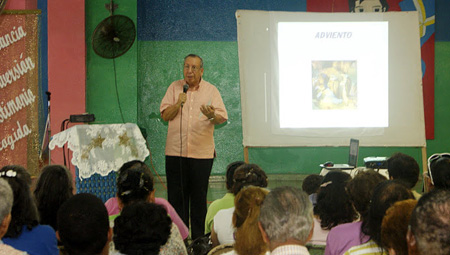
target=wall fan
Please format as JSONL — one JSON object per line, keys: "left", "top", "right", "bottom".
{"left": 92, "top": 14, "right": 136, "bottom": 59}
{"left": 0, "top": 0, "right": 8, "bottom": 14}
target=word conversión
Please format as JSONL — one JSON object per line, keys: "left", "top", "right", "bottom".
{"left": 0, "top": 53, "right": 36, "bottom": 89}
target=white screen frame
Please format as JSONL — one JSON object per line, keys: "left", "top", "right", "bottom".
{"left": 236, "top": 10, "right": 425, "bottom": 147}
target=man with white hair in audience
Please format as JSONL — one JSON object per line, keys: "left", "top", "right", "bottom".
{"left": 258, "top": 186, "right": 313, "bottom": 255}
{"left": 407, "top": 189, "right": 450, "bottom": 255}
{"left": 0, "top": 178, "right": 27, "bottom": 254}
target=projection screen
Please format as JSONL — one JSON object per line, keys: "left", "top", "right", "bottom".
{"left": 236, "top": 10, "right": 425, "bottom": 147}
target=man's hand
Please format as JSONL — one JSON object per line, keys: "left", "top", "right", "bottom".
{"left": 200, "top": 105, "right": 216, "bottom": 119}
{"left": 178, "top": 93, "right": 187, "bottom": 107}
{"left": 161, "top": 93, "right": 188, "bottom": 121}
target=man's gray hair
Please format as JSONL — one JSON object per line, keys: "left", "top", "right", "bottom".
{"left": 410, "top": 189, "right": 450, "bottom": 255}
{"left": 0, "top": 178, "right": 13, "bottom": 221}
{"left": 184, "top": 54, "right": 203, "bottom": 68}
{"left": 259, "top": 186, "right": 313, "bottom": 243}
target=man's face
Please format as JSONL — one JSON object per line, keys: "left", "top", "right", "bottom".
{"left": 354, "top": 0, "right": 384, "bottom": 12}
{"left": 183, "top": 56, "right": 204, "bottom": 87}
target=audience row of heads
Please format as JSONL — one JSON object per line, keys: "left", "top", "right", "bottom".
{"left": 117, "top": 160, "right": 269, "bottom": 204}
{"left": 302, "top": 152, "right": 450, "bottom": 194}
{"left": 0, "top": 164, "right": 73, "bottom": 238}
{"left": 0, "top": 165, "right": 80, "bottom": 253}
{"left": 81, "top": 160, "right": 172, "bottom": 255}
{"left": 1, "top": 151, "right": 450, "bottom": 255}
{"left": 0, "top": 162, "right": 172, "bottom": 255}
{"left": 303, "top": 170, "right": 419, "bottom": 254}
{"left": 302, "top": 151, "right": 450, "bottom": 231}
{"left": 56, "top": 193, "right": 172, "bottom": 255}
{"left": 387, "top": 151, "right": 450, "bottom": 191}
{"left": 0, "top": 160, "right": 268, "bottom": 255}
{"left": 298, "top": 150, "right": 450, "bottom": 255}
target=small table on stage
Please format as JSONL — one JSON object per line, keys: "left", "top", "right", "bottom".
{"left": 49, "top": 123, "right": 150, "bottom": 201}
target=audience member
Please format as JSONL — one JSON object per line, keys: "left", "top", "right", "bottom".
{"left": 0, "top": 166, "right": 59, "bottom": 255}
{"left": 407, "top": 189, "right": 450, "bottom": 255}
{"left": 211, "top": 164, "right": 268, "bottom": 246}
{"left": 325, "top": 170, "right": 386, "bottom": 255}
{"left": 231, "top": 164, "right": 268, "bottom": 195}
{"left": 424, "top": 153, "right": 450, "bottom": 191}
{"left": 57, "top": 193, "right": 111, "bottom": 255}
{"left": 112, "top": 201, "right": 172, "bottom": 255}
{"left": 381, "top": 199, "right": 417, "bottom": 255}
{"left": 232, "top": 186, "right": 270, "bottom": 255}
{"left": 113, "top": 165, "right": 187, "bottom": 255}
{"left": 104, "top": 160, "right": 188, "bottom": 240}
{"left": 301, "top": 174, "right": 324, "bottom": 207}
{"left": 311, "top": 171, "right": 357, "bottom": 246}
{"left": 0, "top": 178, "right": 27, "bottom": 254}
{"left": 216, "top": 186, "right": 269, "bottom": 255}
{"left": 387, "top": 152, "right": 421, "bottom": 198}
{"left": 259, "top": 186, "right": 313, "bottom": 255}
{"left": 344, "top": 181, "right": 414, "bottom": 255}
{"left": 205, "top": 161, "right": 245, "bottom": 234}
{"left": 33, "top": 165, "right": 73, "bottom": 231}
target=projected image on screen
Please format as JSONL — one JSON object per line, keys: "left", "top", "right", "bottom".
{"left": 278, "top": 21, "right": 388, "bottom": 129}
{"left": 312, "top": 60, "right": 357, "bottom": 110}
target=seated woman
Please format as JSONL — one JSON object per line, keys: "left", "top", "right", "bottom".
{"left": 425, "top": 153, "right": 450, "bottom": 191}
{"left": 344, "top": 181, "right": 415, "bottom": 255}
{"left": 220, "top": 186, "right": 270, "bottom": 255}
{"left": 0, "top": 165, "right": 59, "bottom": 255}
{"left": 110, "top": 165, "right": 187, "bottom": 255}
{"left": 211, "top": 163, "right": 268, "bottom": 247}
{"left": 302, "top": 174, "right": 324, "bottom": 207}
{"left": 204, "top": 161, "right": 245, "bottom": 234}
{"left": 325, "top": 170, "right": 386, "bottom": 255}
{"left": 381, "top": 199, "right": 417, "bottom": 255}
{"left": 105, "top": 160, "right": 188, "bottom": 240}
{"left": 33, "top": 165, "right": 73, "bottom": 232}
{"left": 310, "top": 171, "right": 358, "bottom": 246}
{"left": 112, "top": 201, "right": 172, "bottom": 255}
{"left": 0, "top": 178, "right": 27, "bottom": 255}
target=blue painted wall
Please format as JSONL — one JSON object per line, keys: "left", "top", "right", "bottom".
{"left": 137, "top": 0, "right": 306, "bottom": 41}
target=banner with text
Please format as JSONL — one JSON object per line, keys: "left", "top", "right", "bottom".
{"left": 0, "top": 12, "right": 40, "bottom": 174}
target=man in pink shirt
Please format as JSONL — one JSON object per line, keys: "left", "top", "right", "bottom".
{"left": 160, "top": 54, "right": 228, "bottom": 239}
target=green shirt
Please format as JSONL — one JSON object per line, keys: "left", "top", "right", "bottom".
{"left": 204, "top": 192, "right": 235, "bottom": 234}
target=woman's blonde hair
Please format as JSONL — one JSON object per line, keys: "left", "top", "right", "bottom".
{"left": 233, "top": 186, "right": 269, "bottom": 255}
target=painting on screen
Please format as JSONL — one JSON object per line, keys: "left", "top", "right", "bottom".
{"left": 312, "top": 60, "right": 357, "bottom": 110}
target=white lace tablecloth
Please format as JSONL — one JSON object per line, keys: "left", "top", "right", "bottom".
{"left": 49, "top": 123, "right": 150, "bottom": 180}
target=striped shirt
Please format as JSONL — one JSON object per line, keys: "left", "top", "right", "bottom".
{"left": 344, "top": 240, "right": 387, "bottom": 255}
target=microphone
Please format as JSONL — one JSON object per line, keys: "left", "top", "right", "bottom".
{"left": 181, "top": 84, "right": 189, "bottom": 107}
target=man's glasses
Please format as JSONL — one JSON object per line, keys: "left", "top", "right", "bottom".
{"left": 427, "top": 153, "right": 450, "bottom": 185}
{"left": 184, "top": 65, "right": 201, "bottom": 72}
